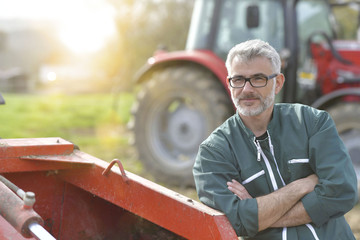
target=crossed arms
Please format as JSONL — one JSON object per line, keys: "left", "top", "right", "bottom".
{"left": 227, "top": 174, "right": 318, "bottom": 231}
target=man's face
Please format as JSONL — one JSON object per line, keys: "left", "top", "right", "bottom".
{"left": 228, "top": 56, "right": 282, "bottom": 117}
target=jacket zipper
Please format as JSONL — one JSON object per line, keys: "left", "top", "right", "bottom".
{"left": 254, "top": 132, "right": 320, "bottom": 240}
{"left": 254, "top": 137, "right": 283, "bottom": 191}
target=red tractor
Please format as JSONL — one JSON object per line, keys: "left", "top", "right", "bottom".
{"left": 130, "top": 0, "right": 360, "bottom": 187}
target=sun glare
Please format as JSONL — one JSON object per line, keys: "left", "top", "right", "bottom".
{"left": 58, "top": 15, "right": 116, "bottom": 54}
{"left": 47, "top": 72, "right": 57, "bottom": 81}
{"left": 57, "top": 2, "right": 117, "bottom": 54}
{"left": 0, "top": 0, "right": 117, "bottom": 54}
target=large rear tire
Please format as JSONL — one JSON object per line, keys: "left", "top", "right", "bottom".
{"left": 328, "top": 103, "right": 360, "bottom": 195}
{"left": 130, "top": 65, "right": 233, "bottom": 186}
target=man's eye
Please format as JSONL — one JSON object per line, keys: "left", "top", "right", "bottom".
{"left": 233, "top": 77, "right": 245, "bottom": 82}
{"left": 253, "top": 76, "right": 266, "bottom": 81}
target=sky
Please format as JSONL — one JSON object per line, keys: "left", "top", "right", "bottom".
{"left": 0, "top": 0, "right": 115, "bottom": 21}
{"left": 0, "top": 0, "right": 118, "bottom": 54}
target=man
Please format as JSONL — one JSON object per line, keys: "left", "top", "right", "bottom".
{"left": 193, "top": 39, "right": 358, "bottom": 239}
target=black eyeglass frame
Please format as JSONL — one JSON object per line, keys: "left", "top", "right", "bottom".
{"left": 227, "top": 73, "right": 278, "bottom": 88}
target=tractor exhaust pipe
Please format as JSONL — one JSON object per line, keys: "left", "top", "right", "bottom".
{"left": 0, "top": 176, "right": 55, "bottom": 239}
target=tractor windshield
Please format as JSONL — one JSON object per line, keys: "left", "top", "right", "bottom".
{"left": 186, "top": 0, "right": 285, "bottom": 60}
{"left": 296, "top": 0, "right": 334, "bottom": 64}
{"left": 329, "top": 2, "right": 360, "bottom": 40}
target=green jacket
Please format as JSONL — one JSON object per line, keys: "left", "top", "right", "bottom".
{"left": 193, "top": 104, "right": 358, "bottom": 240}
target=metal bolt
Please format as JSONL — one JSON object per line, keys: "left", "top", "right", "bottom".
{"left": 23, "top": 192, "right": 36, "bottom": 208}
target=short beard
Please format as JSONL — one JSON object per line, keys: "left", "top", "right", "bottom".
{"left": 232, "top": 81, "right": 276, "bottom": 117}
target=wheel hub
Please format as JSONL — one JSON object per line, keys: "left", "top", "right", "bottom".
{"left": 168, "top": 105, "right": 205, "bottom": 152}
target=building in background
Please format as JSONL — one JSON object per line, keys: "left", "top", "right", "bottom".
{"left": 0, "top": 0, "right": 118, "bottom": 94}
{"left": 0, "top": 20, "right": 56, "bottom": 92}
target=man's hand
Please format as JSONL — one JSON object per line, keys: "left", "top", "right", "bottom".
{"left": 227, "top": 179, "right": 253, "bottom": 200}
{"left": 302, "top": 174, "right": 318, "bottom": 193}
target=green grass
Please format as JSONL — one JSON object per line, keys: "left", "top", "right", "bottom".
{"left": 0, "top": 93, "right": 143, "bottom": 173}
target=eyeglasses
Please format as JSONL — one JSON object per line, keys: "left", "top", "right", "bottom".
{"left": 228, "top": 73, "right": 278, "bottom": 88}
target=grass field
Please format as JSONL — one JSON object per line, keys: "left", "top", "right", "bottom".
{"left": 0, "top": 93, "right": 142, "bottom": 172}
{"left": 1, "top": 93, "right": 359, "bottom": 238}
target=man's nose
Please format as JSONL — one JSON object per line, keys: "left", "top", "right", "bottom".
{"left": 242, "top": 81, "right": 254, "bottom": 92}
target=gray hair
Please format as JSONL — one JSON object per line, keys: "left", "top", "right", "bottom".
{"left": 225, "top": 39, "right": 281, "bottom": 76}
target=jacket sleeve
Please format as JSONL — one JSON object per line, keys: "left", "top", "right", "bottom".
{"left": 193, "top": 142, "right": 259, "bottom": 237}
{"left": 301, "top": 111, "right": 358, "bottom": 227}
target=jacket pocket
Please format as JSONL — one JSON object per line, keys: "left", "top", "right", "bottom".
{"left": 242, "top": 170, "right": 265, "bottom": 184}
{"left": 241, "top": 168, "right": 270, "bottom": 197}
{"left": 287, "top": 158, "right": 314, "bottom": 181}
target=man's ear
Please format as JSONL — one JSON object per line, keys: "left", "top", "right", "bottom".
{"left": 275, "top": 73, "right": 285, "bottom": 94}
{"left": 226, "top": 77, "right": 231, "bottom": 90}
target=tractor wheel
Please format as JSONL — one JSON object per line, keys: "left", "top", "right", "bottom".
{"left": 328, "top": 103, "right": 360, "bottom": 193}
{"left": 130, "top": 65, "right": 233, "bottom": 186}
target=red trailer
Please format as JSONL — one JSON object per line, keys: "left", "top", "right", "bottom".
{"left": 0, "top": 137, "right": 237, "bottom": 239}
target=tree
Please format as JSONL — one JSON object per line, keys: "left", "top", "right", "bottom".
{"left": 103, "top": 0, "right": 195, "bottom": 91}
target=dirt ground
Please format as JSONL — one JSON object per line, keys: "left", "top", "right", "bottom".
{"left": 345, "top": 203, "right": 360, "bottom": 239}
